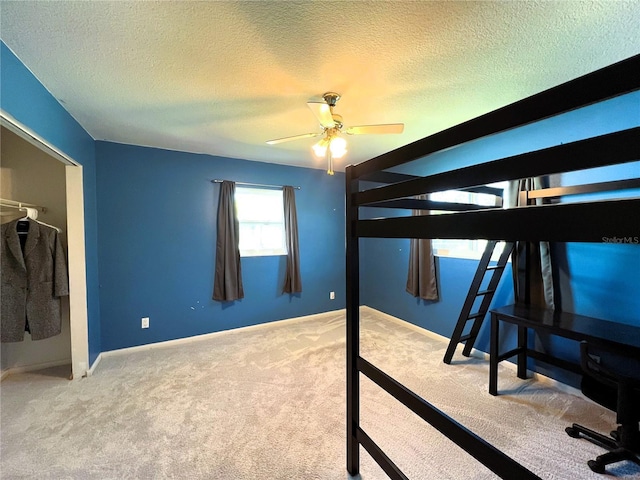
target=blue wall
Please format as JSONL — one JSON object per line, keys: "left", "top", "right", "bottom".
{"left": 95, "top": 142, "right": 345, "bottom": 351}
{"left": 362, "top": 238, "right": 515, "bottom": 337}
{"left": 361, "top": 91, "right": 640, "bottom": 388}
{"left": 4, "top": 39, "right": 638, "bottom": 387}
{"left": 1, "top": 42, "right": 102, "bottom": 365}
{"left": 390, "top": 91, "right": 640, "bottom": 176}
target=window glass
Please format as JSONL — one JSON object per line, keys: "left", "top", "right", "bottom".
{"left": 430, "top": 182, "right": 508, "bottom": 260}
{"left": 235, "top": 187, "right": 287, "bottom": 257}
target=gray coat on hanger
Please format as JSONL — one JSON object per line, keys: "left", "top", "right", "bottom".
{"left": 1, "top": 218, "right": 69, "bottom": 342}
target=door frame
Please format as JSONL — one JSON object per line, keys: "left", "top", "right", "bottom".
{"left": 1, "top": 111, "right": 90, "bottom": 379}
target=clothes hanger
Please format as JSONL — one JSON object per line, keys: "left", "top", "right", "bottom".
{"left": 16, "top": 208, "right": 34, "bottom": 236}
{"left": 18, "top": 207, "right": 62, "bottom": 233}
{"left": 19, "top": 206, "right": 38, "bottom": 221}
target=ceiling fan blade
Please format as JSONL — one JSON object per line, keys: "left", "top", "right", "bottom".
{"left": 266, "top": 132, "right": 322, "bottom": 145}
{"left": 307, "top": 101, "right": 336, "bottom": 128}
{"left": 345, "top": 123, "right": 404, "bottom": 135}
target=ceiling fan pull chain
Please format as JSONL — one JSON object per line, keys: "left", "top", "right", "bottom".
{"left": 327, "top": 150, "right": 334, "bottom": 176}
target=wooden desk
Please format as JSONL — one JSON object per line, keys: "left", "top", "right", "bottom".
{"left": 489, "top": 304, "right": 640, "bottom": 396}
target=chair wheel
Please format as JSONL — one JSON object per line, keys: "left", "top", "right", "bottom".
{"left": 565, "top": 426, "right": 581, "bottom": 438}
{"left": 588, "top": 460, "right": 606, "bottom": 474}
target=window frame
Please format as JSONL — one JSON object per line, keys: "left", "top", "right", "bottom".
{"left": 235, "top": 186, "right": 287, "bottom": 257}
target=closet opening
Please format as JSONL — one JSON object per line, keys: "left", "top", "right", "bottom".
{"left": 1, "top": 114, "right": 89, "bottom": 380}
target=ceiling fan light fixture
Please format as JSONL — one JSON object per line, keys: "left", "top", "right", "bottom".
{"left": 312, "top": 135, "right": 347, "bottom": 175}
{"left": 312, "top": 137, "right": 329, "bottom": 157}
{"left": 329, "top": 136, "right": 347, "bottom": 159}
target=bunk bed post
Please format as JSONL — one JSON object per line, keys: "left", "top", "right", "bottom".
{"left": 341, "top": 55, "right": 639, "bottom": 480}
{"left": 345, "top": 165, "right": 360, "bottom": 476}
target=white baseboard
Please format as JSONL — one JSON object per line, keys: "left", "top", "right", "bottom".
{"left": 361, "top": 305, "right": 453, "bottom": 343}
{"left": 85, "top": 304, "right": 582, "bottom": 397}
{"left": 361, "top": 305, "right": 582, "bottom": 397}
{"left": 97, "top": 308, "right": 347, "bottom": 363}
{"left": 86, "top": 352, "right": 103, "bottom": 377}
{"left": 0, "top": 358, "right": 72, "bottom": 381}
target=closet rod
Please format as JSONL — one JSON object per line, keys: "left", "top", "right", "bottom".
{"left": 0, "top": 198, "right": 46, "bottom": 212}
{"left": 211, "top": 180, "right": 300, "bottom": 190}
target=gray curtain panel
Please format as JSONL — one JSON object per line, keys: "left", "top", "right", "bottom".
{"left": 282, "top": 186, "right": 302, "bottom": 294}
{"left": 213, "top": 181, "right": 244, "bottom": 302}
{"left": 507, "top": 178, "right": 555, "bottom": 309}
{"left": 406, "top": 196, "right": 439, "bottom": 301}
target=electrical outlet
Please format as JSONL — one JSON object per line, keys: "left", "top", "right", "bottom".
{"left": 141, "top": 317, "right": 149, "bottom": 329}
{"left": 330, "top": 291, "right": 335, "bottom": 300}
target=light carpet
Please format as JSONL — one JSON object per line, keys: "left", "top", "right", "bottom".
{"left": 1, "top": 308, "right": 638, "bottom": 479}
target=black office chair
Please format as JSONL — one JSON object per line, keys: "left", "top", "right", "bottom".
{"left": 565, "top": 341, "right": 640, "bottom": 474}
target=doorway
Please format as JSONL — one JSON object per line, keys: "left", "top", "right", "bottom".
{"left": 1, "top": 117, "right": 89, "bottom": 379}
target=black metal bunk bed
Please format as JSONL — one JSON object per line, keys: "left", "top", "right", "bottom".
{"left": 345, "top": 55, "right": 640, "bottom": 479}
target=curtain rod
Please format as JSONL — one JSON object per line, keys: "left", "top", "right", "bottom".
{"left": 211, "top": 180, "right": 300, "bottom": 190}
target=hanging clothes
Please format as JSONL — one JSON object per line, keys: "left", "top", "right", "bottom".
{"left": 1, "top": 218, "right": 69, "bottom": 342}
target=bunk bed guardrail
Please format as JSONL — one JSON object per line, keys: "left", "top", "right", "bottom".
{"left": 345, "top": 54, "right": 640, "bottom": 479}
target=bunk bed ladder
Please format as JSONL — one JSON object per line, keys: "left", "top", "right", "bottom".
{"left": 443, "top": 240, "right": 515, "bottom": 364}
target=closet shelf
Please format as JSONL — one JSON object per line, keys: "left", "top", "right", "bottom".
{"left": 0, "top": 197, "right": 47, "bottom": 213}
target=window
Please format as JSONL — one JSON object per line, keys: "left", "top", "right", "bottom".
{"left": 430, "top": 182, "right": 508, "bottom": 260}
{"left": 235, "top": 187, "right": 286, "bottom": 257}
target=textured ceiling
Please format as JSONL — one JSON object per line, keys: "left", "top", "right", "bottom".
{"left": 1, "top": 1, "right": 639, "bottom": 172}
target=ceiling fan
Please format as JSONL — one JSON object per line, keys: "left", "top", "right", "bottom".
{"left": 266, "top": 92, "right": 404, "bottom": 175}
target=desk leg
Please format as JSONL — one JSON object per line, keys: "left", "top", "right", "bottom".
{"left": 489, "top": 314, "right": 499, "bottom": 396}
{"left": 517, "top": 326, "right": 527, "bottom": 379}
